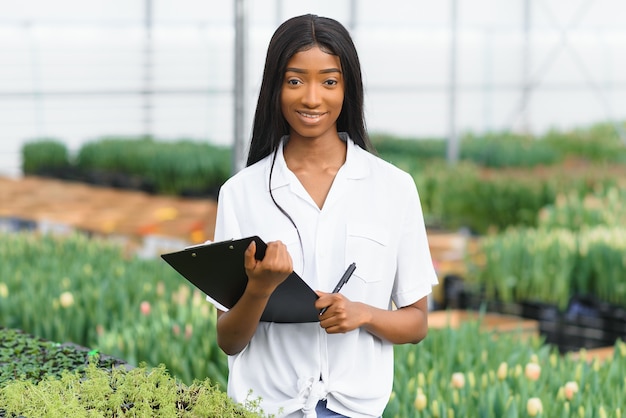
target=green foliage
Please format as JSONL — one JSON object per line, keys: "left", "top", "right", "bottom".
{"left": 387, "top": 319, "right": 626, "bottom": 417}
{"left": 460, "top": 131, "right": 560, "bottom": 168}
{"left": 474, "top": 228, "right": 578, "bottom": 309}
{"left": 21, "top": 139, "right": 70, "bottom": 175}
{"left": 538, "top": 187, "right": 626, "bottom": 230}
{"left": 404, "top": 161, "right": 620, "bottom": 234}
{"left": 1, "top": 361, "right": 268, "bottom": 417}
{"left": 542, "top": 121, "right": 626, "bottom": 163}
{"left": 577, "top": 227, "right": 626, "bottom": 307}
{"left": 2, "top": 232, "right": 626, "bottom": 417}
{"left": 470, "top": 187, "right": 626, "bottom": 309}
{"left": 74, "top": 136, "right": 231, "bottom": 195}
{"left": 21, "top": 121, "right": 626, "bottom": 232}
{"left": 0, "top": 328, "right": 125, "bottom": 387}
{"left": 0, "top": 231, "right": 228, "bottom": 388}
{"left": 374, "top": 121, "right": 626, "bottom": 169}
{"left": 371, "top": 133, "right": 446, "bottom": 163}
{"left": 373, "top": 123, "right": 626, "bottom": 234}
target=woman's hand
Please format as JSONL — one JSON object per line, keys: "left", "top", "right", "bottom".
{"left": 316, "top": 292, "right": 429, "bottom": 344}
{"left": 244, "top": 240, "right": 293, "bottom": 297}
{"left": 216, "top": 239, "right": 293, "bottom": 355}
{"left": 316, "top": 291, "right": 369, "bottom": 334}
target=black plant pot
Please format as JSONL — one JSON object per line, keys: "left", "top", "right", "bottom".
{"left": 521, "top": 300, "right": 560, "bottom": 321}
{"left": 601, "top": 304, "right": 626, "bottom": 343}
{"left": 495, "top": 301, "right": 524, "bottom": 317}
{"left": 441, "top": 274, "right": 468, "bottom": 310}
{"left": 458, "top": 287, "right": 486, "bottom": 311}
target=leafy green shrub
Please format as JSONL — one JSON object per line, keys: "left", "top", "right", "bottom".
{"left": 1, "top": 361, "right": 267, "bottom": 417}
{"left": 21, "top": 139, "right": 70, "bottom": 176}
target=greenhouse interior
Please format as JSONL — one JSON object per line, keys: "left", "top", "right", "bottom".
{"left": 1, "top": 1, "right": 626, "bottom": 416}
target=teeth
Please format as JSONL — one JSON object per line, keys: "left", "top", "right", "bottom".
{"left": 300, "top": 112, "right": 321, "bottom": 119}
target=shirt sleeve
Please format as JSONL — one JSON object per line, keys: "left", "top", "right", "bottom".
{"left": 392, "top": 173, "right": 439, "bottom": 308}
{"left": 213, "top": 180, "right": 242, "bottom": 242}
{"left": 205, "top": 181, "right": 242, "bottom": 311}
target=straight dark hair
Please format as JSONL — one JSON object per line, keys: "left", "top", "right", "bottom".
{"left": 246, "top": 14, "right": 374, "bottom": 167}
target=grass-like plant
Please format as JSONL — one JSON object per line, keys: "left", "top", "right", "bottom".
{"left": 470, "top": 186, "right": 626, "bottom": 310}
{"left": 0, "top": 231, "right": 229, "bottom": 388}
{"left": 388, "top": 318, "right": 626, "bottom": 417}
{"left": 2, "top": 231, "right": 626, "bottom": 417}
{"left": 21, "top": 139, "right": 70, "bottom": 176}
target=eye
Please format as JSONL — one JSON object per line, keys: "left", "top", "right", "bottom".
{"left": 286, "top": 78, "right": 302, "bottom": 86}
{"left": 324, "top": 79, "right": 338, "bottom": 86}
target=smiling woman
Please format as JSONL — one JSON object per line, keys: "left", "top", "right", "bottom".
{"left": 280, "top": 46, "right": 346, "bottom": 209}
{"left": 281, "top": 47, "right": 345, "bottom": 144}
{"left": 206, "top": 13, "right": 438, "bottom": 418}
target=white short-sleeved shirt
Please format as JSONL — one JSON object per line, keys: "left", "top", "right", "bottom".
{"left": 211, "top": 134, "right": 438, "bottom": 418}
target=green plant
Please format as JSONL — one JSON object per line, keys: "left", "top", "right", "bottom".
{"left": 73, "top": 136, "right": 231, "bottom": 195}
{"left": 474, "top": 228, "right": 577, "bottom": 309}
{"left": 372, "top": 133, "right": 446, "bottom": 163}
{"left": 408, "top": 161, "right": 558, "bottom": 233}
{"left": 461, "top": 131, "right": 560, "bottom": 167}
{"left": 579, "top": 227, "right": 626, "bottom": 308}
{"left": 0, "top": 231, "right": 228, "bottom": 387}
{"left": 1, "top": 361, "right": 268, "bottom": 417}
{"left": 542, "top": 121, "right": 626, "bottom": 163}
{"left": 386, "top": 318, "right": 626, "bottom": 417}
{"left": 21, "top": 139, "right": 70, "bottom": 175}
{"left": 538, "top": 187, "right": 626, "bottom": 230}
{"left": 0, "top": 328, "right": 125, "bottom": 387}
{"left": 469, "top": 184, "right": 626, "bottom": 309}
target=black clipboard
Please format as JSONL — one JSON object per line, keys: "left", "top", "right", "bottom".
{"left": 160, "top": 236, "right": 320, "bottom": 323}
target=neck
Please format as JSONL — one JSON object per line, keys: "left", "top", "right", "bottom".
{"left": 283, "top": 134, "right": 347, "bottom": 170}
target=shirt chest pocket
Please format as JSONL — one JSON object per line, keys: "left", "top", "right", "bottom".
{"left": 345, "top": 223, "right": 393, "bottom": 284}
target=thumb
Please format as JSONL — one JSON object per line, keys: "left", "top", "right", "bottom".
{"left": 244, "top": 240, "right": 257, "bottom": 270}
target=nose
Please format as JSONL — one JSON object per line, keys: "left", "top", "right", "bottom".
{"left": 302, "top": 84, "right": 322, "bottom": 108}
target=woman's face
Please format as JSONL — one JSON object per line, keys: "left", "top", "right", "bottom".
{"left": 280, "top": 45, "right": 344, "bottom": 142}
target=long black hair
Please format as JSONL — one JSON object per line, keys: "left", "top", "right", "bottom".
{"left": 246, "top": 14, "right": 374, "bottom": 167}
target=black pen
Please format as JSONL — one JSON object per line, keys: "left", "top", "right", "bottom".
{"left": 320, "top": 262, "right": 356, "bottom": 315}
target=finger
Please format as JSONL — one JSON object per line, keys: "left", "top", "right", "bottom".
{"left": 315, "top": 291, "right": 331, "bottom": 312}
{"left": 244, "top": 240, "right": 257, "bottom": 270}
{"left": 264, "top": 241, "right": 293, "bottom": 272}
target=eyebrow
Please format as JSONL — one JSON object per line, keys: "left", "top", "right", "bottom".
{"left": 285, "top": 67, "right": 342, "bottom": 74}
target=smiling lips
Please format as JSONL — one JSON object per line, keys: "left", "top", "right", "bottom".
{"left": 297, "top": 111, "right": 326, "bottom": 121}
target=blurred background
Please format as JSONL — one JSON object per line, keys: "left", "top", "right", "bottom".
{"left": 2, "top": 3, "right": 626, "bottom": 413}
{"left": 1, "top": 0, "right": 625, "bottom": 177}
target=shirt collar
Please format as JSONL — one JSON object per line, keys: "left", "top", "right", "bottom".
{"left": 267, "top": 133, "right": 370, "bottom": 191}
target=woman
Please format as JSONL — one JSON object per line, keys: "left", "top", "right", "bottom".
{"left": 211, "top": 14, "right": 438, "bottom": 418}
